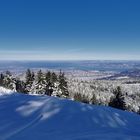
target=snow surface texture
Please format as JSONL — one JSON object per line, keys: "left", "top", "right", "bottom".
{"left": 0, "top": 87, "right": 13, "bottom": 96}
{"left": 0, "top": 92, "right": 140, "bottom": 139}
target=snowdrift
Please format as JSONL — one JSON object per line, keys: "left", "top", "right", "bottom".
{"left": 0, "top": 87, "right": 13, "bottom": 96}
{"left": 0, "top": 92, "right": 140, "bottom": 140}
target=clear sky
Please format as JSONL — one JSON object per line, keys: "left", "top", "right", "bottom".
{"left": 0, "top": 0, "right": 140, "bottom": 60}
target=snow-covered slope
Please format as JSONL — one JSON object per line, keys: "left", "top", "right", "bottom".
{"left": 0, "top": 93, "right": 140, "bottom": 140}
{"left": 0, "top": 87, "right": 13, "bottom": 96}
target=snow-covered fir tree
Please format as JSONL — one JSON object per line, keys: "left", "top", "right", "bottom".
{"left": 109, "top": 86, "right": 126, "bottom": 110}
{"left": 44, "top": 71, "right": 53, "bottom": 95}
{"left": 2, "top": 71, "right": 16, "bottom": 91}
{"left": 74, "top": 93, "right": 89, "bottom": 104}
{"left": 31, "top": 70, "right": 46, "bottom": 94}
{"left": 0, "top": 73, "right": 4, "bottom": 86}
{"left": 58, "top": 70, "right": 69, "bottom": 98}
{"left": 15, "top": 78, "right": 26, "bottom": 93}
{"left": 25, "top": 69, "right": 35, "bottom": 93}
{"left": 51, "top": 72, "right": 58, "bottom": 83}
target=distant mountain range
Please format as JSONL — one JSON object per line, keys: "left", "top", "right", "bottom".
{"left": 0, "top": 60, "right": 140, "bottom": 72}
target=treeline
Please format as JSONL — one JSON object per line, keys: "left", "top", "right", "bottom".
{"left": 73, "top": 86, "right": 126, "bottom": 111}
{"left": 68, "top": 79, "right": 140, "bottom": 113}
{"left": 0, "top": 69, "right": 69, "bottom": 98}
{"left": 1, "top": 70, "right": 140, "bottom": 114}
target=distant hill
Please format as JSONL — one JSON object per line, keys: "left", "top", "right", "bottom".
{"left": 100, "top": 69, "right": 140, "bottom": 80}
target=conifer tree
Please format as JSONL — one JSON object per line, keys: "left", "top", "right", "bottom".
{"left": 51, "top": 72, "right": 58, "bottom": 83}
{"left": 34, "top": 70, "right": 46, "bottom": 94}
{"left": 109, "top": 86, "right": 126, "bottom": 110}
{"left": 3, "top": 71, "right": 16, "bottom": 90}
{"left": 58, "top": 70, "right": 69, "bottom": 98}
{"left": 45, "top": 71, "right": 51, "bottom": 84}
{"left": 15, "top": 79, "right": 26, "bottom": 93}
{"left": 43, "top": 71, "right": 53, "bottom": 95}
{"left": 90, "top": 94, "right": 98, "bottom": 105}
{"left": 0, "top": 73, "right": 4, "bottom": 86}
{"left": 25, "top": 69, "right": 35, "bottom": 93}
{"left": 37, "top": 70, "right": 44, "bottom": 83}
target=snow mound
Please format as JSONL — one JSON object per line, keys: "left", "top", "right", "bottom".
{"left": 0, "top": 86, "right": 13, "bottom": 96}
{"left": 0, "top": 94, "right": 140, "bottom": 140}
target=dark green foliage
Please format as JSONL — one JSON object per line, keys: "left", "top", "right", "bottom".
{"left": 113, "top": 86, "right": 121, "bottom": 95}
{"left": 51, "top": 72, "right": 58, "bottom": 83}
{"left": 45, "top": 86, "right": 53, "bottom": 96}
{"left": 74, "top": 93, "right": 89, "bottom": 104}
{"left": 36, "top": 70, "right": 44, "bottom": 83}
{"left": 45, "top": 71, "right": 51, "bottom": 83}
{"left": 2, "top": 71, "right": 16, "bottom": 90}
{"left": 25, "top": 69, "right": 35, "bottom": 93}
{"left": 16, "top": 79, "right": 26, "bottom": 93}
{"left": 35, "top": 70, "right": 46, "bottom": 94}
{"left": 44, "top": 72, "right": 58, "bottom": 95}
{"left": 91, "top": 94, "right": 98, "bottom": 105}
{"left": 109, "top": 86, "right": 126, "bottom": 110}
{"left": 44, "top": 71, "right": 53, "bottom": 95}
{"left": 0, "top": 73, "right": 4, "bottom": 86}
{"left": 25, "top": 69, "right": 35, "bottom": 85}
{"left": 74, "top": 93, "right": 81, "bottom": 102}
{"left": 58, "top": 70, "right": 69, "bottom": 97}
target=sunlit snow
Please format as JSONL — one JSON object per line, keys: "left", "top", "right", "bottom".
{"left": 0, "top": 89, "right": 140, "bottom": 140}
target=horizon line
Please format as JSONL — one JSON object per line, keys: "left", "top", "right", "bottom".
{"left": 0, "top": 59, "right": 140, "bottom": 61}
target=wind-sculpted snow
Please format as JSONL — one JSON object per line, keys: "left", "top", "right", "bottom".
{"left": 0, "top": 94, "right": 140, "bottom": 140}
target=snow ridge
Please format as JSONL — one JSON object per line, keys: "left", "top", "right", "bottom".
{"left": 0, "top": 93, "right": 140, "bottom": 140}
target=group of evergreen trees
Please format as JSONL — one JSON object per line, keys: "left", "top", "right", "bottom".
{"left": 0, "top": 71, "right": 129, "bottom": 112}
{"left": 0, "top": 69, "right": 69, "bottom": 98}
{"left": 73, "top": 93, "right": 98, "bottom": 105}
{"left": 73, "top": 86, "right": 126, "bottom": 111}
{"left": 109, "top": 86, "right": 126, "bottom": 110}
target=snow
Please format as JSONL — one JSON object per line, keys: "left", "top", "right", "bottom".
{"left": 0, "top": 87, "right": 13, "bottom": 96}
{"left": 116, "top": 76, "right": 129, "bottom": 80}
{"left": 0, "top": 92, "right": 140, "bottom": 140}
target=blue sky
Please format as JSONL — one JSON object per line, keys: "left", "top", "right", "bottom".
{"left": 0, "top": 0, "right": 140, "bottom": 60}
